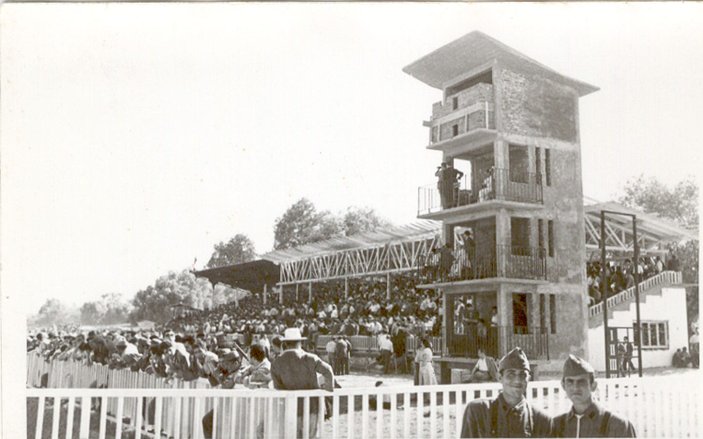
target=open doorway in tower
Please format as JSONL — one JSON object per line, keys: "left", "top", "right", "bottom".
{"left": 445, "top": 292, "right": 499, "bottom": 359}
{"left": 449, "top": 220, "right": 497, "bottom": 282}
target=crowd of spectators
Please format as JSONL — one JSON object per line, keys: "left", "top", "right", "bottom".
{"left": 586, "top": 252, "right": 679, "bottom": 306}
{"left": 27, "top": 250, "right": 690, "bottom": 382}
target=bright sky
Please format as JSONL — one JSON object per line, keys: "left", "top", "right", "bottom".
{"left": 2, "top": 3, "right": 702, "bottom": 314}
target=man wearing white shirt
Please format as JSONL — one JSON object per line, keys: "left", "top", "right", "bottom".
{"left": 378, "top": 334, "right": 394, "bottom": 374}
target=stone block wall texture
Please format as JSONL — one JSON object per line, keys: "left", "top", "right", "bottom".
{"left": 432, "top": 83, "right": 494, "bottom": 120}
{"left": 498, "top": 68, "right": 577, "bottom": 142}
{"left": 543, "top": 148, "right": 586, "bottom": 285}
{"left": 439, "top": 116, "right": 466, "bottom": 141}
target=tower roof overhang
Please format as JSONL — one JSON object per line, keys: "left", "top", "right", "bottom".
{"left": 403, "top": 31, "right": 599, "bottom": 97}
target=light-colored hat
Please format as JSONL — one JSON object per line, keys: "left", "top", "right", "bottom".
{"left": 562, "top": 354, "right": 595, "bottom": 377}
{"left": 280, "top": 327, "right": 307, "bottom": 342}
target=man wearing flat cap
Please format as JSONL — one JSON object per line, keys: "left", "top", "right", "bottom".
{"left": 460, "top": 347, "right": 553, "bottom": 437}
{"left": 553, "top": 355, "right": 636, "bottom": 437}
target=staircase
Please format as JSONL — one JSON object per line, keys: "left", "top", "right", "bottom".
{"left": 588, "top": 271, "right": 682, "bottom": 328}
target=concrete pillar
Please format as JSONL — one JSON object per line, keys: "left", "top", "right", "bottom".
{"left": 442, "top": 223, "right": 454, "bottom": 247}
{"left": 295, "top": 284, "right": 299, "bottom": 302}
{"left": 279, "top": 286, "right": 283, "bottom": 305}
{"left": 495, "top": 209, "right": 511, "bottom": 276}
{"left": 263, "top": 284, "right": 268, "bottom": 306}
{"left": 308, "top": 282, "right": 312, "bottom": 304}
{"left": 443, "top": 290, "right": 451, "bottom": 357}
{"left": 494, "top": 139, "right": 509, "bottom": 170}
{"left": 344, "top": 277, "right": 349, "bottom": 299}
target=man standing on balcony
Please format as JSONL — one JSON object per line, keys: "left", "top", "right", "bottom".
{"left": 435, "top": 161, "right": 463, "bottom": 209}
{"left": 460, "top": 347, "right": 553, "bottom": 438}
{"left": 553, "top": 355, "right": 637, "bottom": 437}
{"left": 462, "top": 230, "right": 476, "bottom": 279}
{"left": 439, "top": 243, "right": 454, "bottom": 281}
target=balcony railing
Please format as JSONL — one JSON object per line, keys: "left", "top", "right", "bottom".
{"left": 429, "top": 101, "right": 495, "bottom": 145}
{"left": 417, "top": 168, "right": 543, "bottom": 215}
{"left": 447, "top": 325, "right": 549, "bottom": 360}
{"left": 420, "top": 245, "right": 546, "bottom": 283}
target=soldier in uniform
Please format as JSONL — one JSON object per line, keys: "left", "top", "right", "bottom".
{"left": 460, "top": 347, "right": 553, "bottom": 437}
{"left": 553, "top": 354, "right": 637, "bottom": 437}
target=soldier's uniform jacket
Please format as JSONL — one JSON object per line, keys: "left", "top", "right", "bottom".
{"left": 552, "top": 402, "right": 636, "bottom": 437}
{"left": 460, "top": 393, "right": 553, "bottom": 438}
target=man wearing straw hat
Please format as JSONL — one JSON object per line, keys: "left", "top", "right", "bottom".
{"left": 271, "top": 327, "right": 335, "bottom": 439}
{"left": 553, "top": 354, "right": 636, "bottom": 437}
{"left": 460, "top": 347, "right": 553, "bottom": 437}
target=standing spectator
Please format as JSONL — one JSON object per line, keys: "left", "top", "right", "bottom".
{"left": 439, "top": 243, "right": 454, "bottom": 281}
{"left": 414, "top": 337, "right": 437, "bottom": 385}
{"left": 615, "top": 338, "right": 626, "bottom": 377}
{"left": 623, "top": 336, "right": 635, "bottom": 376}
{"left": 462, "top": 230, "right": 476, "bottom": 279}
{"left": 379, "top": 334, "right": 394, "bottom": 374}
{"left": 271, "top": 328, "right": 334, "bottom": 439}
{"left": 325, "top": 337, "right": 337, "bottom": 369}
{"left": 335, "top": 336, "right": 349, "bottom": 375}
{"left": 435, "top": 162, "right": 464, "bottom": 209}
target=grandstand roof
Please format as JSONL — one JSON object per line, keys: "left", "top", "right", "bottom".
{"left": 194, "top": 259, "right": 280, "bottom": 291}
{"left": 261, "top": 220, "right": 440, "bottom": 263}
{"left": 583, "top": 201, "right": 698, "bottom": 242}
{"left": 261, "top": 201, "right": 697, "bottom": 265}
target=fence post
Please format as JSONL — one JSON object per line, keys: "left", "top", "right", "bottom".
{"left": 284, "top": 394, "right": 298, "bottom": 439}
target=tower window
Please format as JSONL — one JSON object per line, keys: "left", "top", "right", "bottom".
{"left": 545, "top": 148, "right": 552, "bottom": 186}
{"left": 452, "top": 96, "right": 459, "bottom": 110}
{"left": 511, "top": 217, "right": 530, "bottom": 253}
{"left": 513, "top": 293, "right": 528, "bottom": 334}
{"left": 452, "top": 124, "right": 459, "bottom": 137}
{"left": 539, "top": 294, "right": 546, "bottom": 334}
{"left": 549, "top": 294, "right": 557, "bottom": 334}
{"left": 538, "top": 219, "right": 545, "bottom": 252}
{"left": 535, "top": 147, "right": 542, "bottom": 184}
{"left": 547, "top": 220, "right": 555, "bottom": 257}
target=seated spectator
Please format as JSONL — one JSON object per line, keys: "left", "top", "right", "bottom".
{"left": 237, "top": 343, "right": 272, "bottom": 388}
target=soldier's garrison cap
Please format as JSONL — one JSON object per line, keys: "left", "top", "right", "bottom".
{"left": 563, "top": 354, "right": 595, "bottom": 377}
{"left": 499, "top": 347, "right": 530, "bottom": 371}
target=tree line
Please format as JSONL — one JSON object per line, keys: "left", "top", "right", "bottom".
{"left": 29, "top": 198, "right": 390, "bottom": 327}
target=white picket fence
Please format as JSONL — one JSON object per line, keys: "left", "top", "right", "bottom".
{"left": 27, "top": 374, "right": 702, "bottom": 438}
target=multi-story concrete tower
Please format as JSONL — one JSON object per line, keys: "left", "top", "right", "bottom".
{"left": 404, "top": 31, "right": 598, "bottom": 379}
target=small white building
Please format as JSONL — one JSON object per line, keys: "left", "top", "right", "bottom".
{"left": 588, "top": 274, "right": 688, "bottom": 371}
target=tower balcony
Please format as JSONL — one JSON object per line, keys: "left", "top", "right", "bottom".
{"left": 426, "top": 100, "right": 496, "bottom": 154}
{"left": 417, "top": 168, "right": 543, "bottom": 220}
{"left": 420, "top": 245, "right": 547, "bottom": 285}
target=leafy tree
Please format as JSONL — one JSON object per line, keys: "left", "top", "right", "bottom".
{"left": 273, "top": 198, "right": 342, "bottom": 250}
{"left": 273, "top": 199, "right": 393, "bottom": 250}
{"left": 619, "top": 175, "right": 698, "bottom": 228}
{"left": 206, "top": 234, "right": 257, "bottom": 268}
{"left": 212, "top": 282, "right": 250, "bottom": 307}
{"left": 341, "top": 206, "right": 392, "bottom": 237}
{"left": 618, "top": 176, "right": 699, "bottom": 330}
{"left": 30, "top": 298, "right": 78, "bottom": 327}
{"left": 129, "top": 270, "right": 214, "bottom": 324}
{"left": 80, "top": 301, "right": 106, "bottom": 325}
